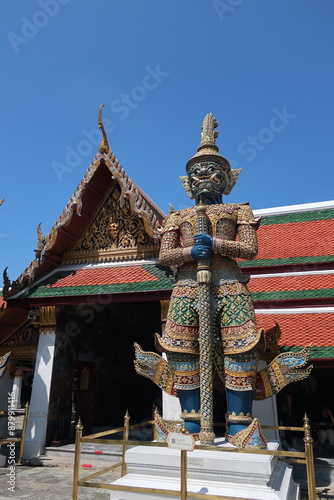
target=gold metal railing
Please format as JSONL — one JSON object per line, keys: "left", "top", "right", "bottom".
{"left": 0, "top": 402, "right": 29, "bottom": 465}
{"left": 72, "top": 412, "right": 316, "bottom": 500}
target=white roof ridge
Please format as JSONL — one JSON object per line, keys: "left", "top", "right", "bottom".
{"left": 250, "top": 269, "right": 334, "bottom": 279}
{"left": 255, "top": 307, "right": 334, "bottom": 314}
{"left": 253, "top": 200, "right": 334, "bottom": 217}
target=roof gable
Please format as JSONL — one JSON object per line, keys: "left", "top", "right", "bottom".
{"left": 3, "top": 119, "right": 165, "bottom": 299}
{"left": 62, "top": 183, "right": 159, "bottom": 265}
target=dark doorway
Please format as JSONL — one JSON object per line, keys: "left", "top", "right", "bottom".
{"left": 92, "top": 301, "right": 161, "bottom": 427}
{"left": 75, "top": 361, "right": 95, "bottom": 435}
{"left": 57, "top": 300, "right": 163, "bottom": 432}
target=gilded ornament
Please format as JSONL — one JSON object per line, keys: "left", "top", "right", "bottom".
{"left": 98, "top": 103, "right": 110, "bottom": 154}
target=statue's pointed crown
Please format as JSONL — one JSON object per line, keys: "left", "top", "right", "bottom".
{"left": 181, "top": 113, "right": 241, "bottom": 197}
{"left": 186, "top": 113, "right": 230, "bottom": 171}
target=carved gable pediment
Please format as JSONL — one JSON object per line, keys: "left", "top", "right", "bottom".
{"left": 0, "top": 323, "right": 38, "bottom": 366}
{"left": 0, "top": 324, "right": 39, "bottom": 349}
{"left": 63, "top": 185, "right": 159, "bottom": 264}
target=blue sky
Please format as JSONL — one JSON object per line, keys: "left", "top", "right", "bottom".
{"left": 1, "top": 0, "right": 334, "bottom": 280}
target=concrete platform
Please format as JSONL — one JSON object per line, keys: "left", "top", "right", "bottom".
{"left": 45, "top": 442, "right": 123, "bottom": 462}
{"left": 109, "top": 440, "right": 299, "bottom": 500}
{"left": 0, "top": 442, "right": 331, "bottom": 499}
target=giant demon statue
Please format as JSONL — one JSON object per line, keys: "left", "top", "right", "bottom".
{"left": 135, "top": 114, "right": 311, "bottom": 448}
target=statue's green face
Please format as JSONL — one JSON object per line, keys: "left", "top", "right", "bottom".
{"left": 188, "top": 161, "right": 227, "bottom": 199}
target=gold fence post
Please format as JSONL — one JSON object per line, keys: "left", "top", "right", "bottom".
{"left": 180, "top": 449, "right": 188, "bottom": 500}
{"left": 72, "top": 418, "right": 83, "bottom": 500}
{"left": 17, "top": 402, "right": 29, "bottom": 465}
{"left": 303, "top": 413, "right": 316, "bottom": 500}
{"left": 121, "top": 410, "right": 130, "bottom": 477}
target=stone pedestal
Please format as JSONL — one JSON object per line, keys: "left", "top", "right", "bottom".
{"left": 109, "top": 440, "right": 299, "bottom": 500}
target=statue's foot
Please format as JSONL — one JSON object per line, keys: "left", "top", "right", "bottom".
{"left": 226, "top": 418, "right": 267, "bottom": 449}
{"left": 154, "top": 411, "right": 199, "bottom": 442}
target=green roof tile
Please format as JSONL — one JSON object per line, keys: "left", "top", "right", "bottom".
{"left": 281, "top": 346, "right": 334, "bottom": 359}
{"left": 260, "top": 209, "right": 334, "bottom": 226}
{"left": 240, "top": 255, "right": 334, "bottom": 268}
{"left": 19, "top": 264, "right": 174, "bottom": 298}
{"left": 250, "top": 288, "right": 334, "bottom": 301}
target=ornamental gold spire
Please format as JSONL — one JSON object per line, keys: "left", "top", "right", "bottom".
{"left": 98, "top": 103, "right": 110, "bottom": 154}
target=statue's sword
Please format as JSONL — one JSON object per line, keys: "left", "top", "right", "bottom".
{"left": 195, "top": 205, "right": 215, "bottom": 445}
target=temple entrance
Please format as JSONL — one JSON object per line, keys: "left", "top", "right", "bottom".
{"left": 47, "top": 300, "right": 162, "bottom": 444}
{"left": 91, "top": 301, "right": 162, "bottom": 428}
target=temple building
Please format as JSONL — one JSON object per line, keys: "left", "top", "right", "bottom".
{"left": 0, "top": 112, "right": 333, "bottom": 458}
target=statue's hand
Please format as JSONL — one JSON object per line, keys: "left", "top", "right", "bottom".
{"left": 191, "top": 245, "right": 212, "bottom": 260}
{"left": 194, "top": 233, "right": 213, "bottom": 248}
{"left": 191, "top": 233, "right": 213, "bottom": 260}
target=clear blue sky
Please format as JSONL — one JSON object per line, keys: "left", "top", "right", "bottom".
{"left": 1, "top": 1, "right": 333, "bottom": 280}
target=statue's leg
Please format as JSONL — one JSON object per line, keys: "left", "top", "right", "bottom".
{"left": 224, "top": 352, "right": 257, "bottom": 434}
{"left": 155, "top": 291, "right": 201, "bottom": 435}
{"left": 225, "top": 387, "right": 253, "bottom": 435}
{"left": 167, "top": 351, "right": 201, "bottom": 435}
{"left": 217, "top": 284, "right": 267, "bottom": 448}
{"left": 224, "top": 352, "right": 267, "bottom": 448}
{"left": 178, "top": 388, "right": 200, "bottom": 434}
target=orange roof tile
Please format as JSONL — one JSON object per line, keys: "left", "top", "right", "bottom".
{"left": 256, "top": 312, "right": 334, "bottom": 347}
{"left": 249, "top": 274, "right": 334, "bottom": 293}
{"left": 48, "top": 266, "right": 158, "bottom": 288}
{"left": 256, "top": 219, "right": 334, "bottom": 260}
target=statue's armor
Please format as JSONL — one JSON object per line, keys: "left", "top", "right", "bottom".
{"left": 156, "top": 202, "right": 262, "bottom": 393}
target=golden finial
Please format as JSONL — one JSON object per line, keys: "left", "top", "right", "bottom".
{"left": 76, "top": 417, "right": 83, "bottom": 430}
{"left": 98, "top": 103, "right": 110, "bottom": 154}
{"left": 36, "top": 223, "right": 45, "bottom": 251}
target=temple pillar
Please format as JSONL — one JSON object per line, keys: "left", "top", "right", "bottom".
{"left": 0, "top": 358, "right": 12, "bottom": 436}
{"left": 23, "top": 306, "right": 57, "bottom": 459}
{"left": 253, "top": 359, "right": 280, "bottom": 441}
{"left": 11, "top": 369, "right": 23, "bottom": 410}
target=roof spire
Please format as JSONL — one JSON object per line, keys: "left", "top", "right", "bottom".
{"left": 98, "top": 103, "right": 110, "bottom": 154}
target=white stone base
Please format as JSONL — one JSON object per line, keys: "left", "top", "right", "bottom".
{"left": 109, "top": 440, "right": 299, "bottom": 500}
